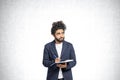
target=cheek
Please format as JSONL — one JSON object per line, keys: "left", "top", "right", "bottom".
{"left": 56, "top": 35, "right": 61, "bottom": 39}
{"left": 55, "top": 35, "right": 60, "bottom": 39}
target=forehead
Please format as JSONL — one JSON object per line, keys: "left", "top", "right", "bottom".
{"left": 55, "top": 29, "right": 64, "bottom": 33}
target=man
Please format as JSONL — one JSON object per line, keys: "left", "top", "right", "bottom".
{"left": 43, "top": 21, "right": 76, "bottom": 80}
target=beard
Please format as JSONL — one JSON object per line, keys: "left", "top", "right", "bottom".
{"left": 55, "top": 37, "right": 64, "bottom": 43}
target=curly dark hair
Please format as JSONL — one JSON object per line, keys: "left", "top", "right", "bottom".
{"left": 51, "top": 21, "right": 66, "bottom": 35}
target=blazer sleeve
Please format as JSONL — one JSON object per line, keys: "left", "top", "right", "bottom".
{"left": 65, "top": 44, "right": 76, "bottom": 70}
{"left": 42, "top": 45, "right": 58, "bottom": 70}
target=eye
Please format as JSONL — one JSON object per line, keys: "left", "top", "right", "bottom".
{"left": 57, "top": 33, "right": 60, "bottom": 35}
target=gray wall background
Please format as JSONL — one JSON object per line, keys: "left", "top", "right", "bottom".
{"left": 0, "top": 0, "right": 120, "bottom": 80}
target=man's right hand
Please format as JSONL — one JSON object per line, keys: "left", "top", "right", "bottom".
{"left": 55, "top": 58, "right": 60, "bottom": 63}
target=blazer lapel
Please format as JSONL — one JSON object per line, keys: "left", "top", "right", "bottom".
{"left": 51, "top": 41, "right": 58, "bottom": 57}
{"left": 61, "top": 41, "right": 67, "bottom": 58}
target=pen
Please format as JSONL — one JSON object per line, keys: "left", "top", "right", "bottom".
{"left": 53, "top": 54, "right": 57, "bottom": 59}
{"left": 50, "top": 54, "right": 56, "bottom": 67}
{"left": 50, "top": 54, "right": 57, "bottom": 67}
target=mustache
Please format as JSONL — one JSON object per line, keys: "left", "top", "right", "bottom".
{"left": 60, "top": 37, "right": 64, "bottom": 39}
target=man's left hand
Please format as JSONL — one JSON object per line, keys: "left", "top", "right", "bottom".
{"left": 57, "top": 63, "right": 67, "bottom": 68}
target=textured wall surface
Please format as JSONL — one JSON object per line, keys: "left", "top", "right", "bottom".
{"left": 0, "top": 0, "right": 120, "bottom": 80}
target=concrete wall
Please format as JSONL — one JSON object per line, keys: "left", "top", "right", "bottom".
{"left": 0, "top": 0, "right": 120, "bottom": 80}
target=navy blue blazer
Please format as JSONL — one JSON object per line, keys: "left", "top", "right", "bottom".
{"left": 43, "top": 40, "right": 76, "bottom": 80}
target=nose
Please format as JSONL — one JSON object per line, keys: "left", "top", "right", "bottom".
{"left": 60, "top": 33, "right": 64, "bottom": 37}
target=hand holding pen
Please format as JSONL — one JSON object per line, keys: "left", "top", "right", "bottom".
{"left": 55, "top": 58, "right": 60, "bottom": 63}
{"left": 55, "top": 58, "right": 67, "bottom": 68}
{"left": 50, "top": 54, "right": 59, "bottom": 66}
{"left": 53, "top": 55, "right": 67, "bottom": 68}
{"left": 53, "top": 54, "right": 60, "bottom": 63}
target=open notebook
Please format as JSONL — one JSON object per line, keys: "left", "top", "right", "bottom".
{"left": 56, "top": 59, "right": 74, "bottom": 64}
{"left": 50, "top": 59, "right": 74, "bottom": 66}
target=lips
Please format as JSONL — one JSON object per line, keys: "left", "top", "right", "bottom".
{"left": 59, "top": 38, "right": 64, "bottom": 40}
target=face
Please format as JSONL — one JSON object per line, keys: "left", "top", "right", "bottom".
{"left": 54, "top": 29, "right": 65, "bottom": 43}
